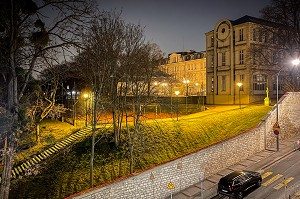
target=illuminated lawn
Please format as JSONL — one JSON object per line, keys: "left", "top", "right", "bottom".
{"left": 144, "top": 105, "right": 271, "bottom": 157}
{"left": 10, "top": 105, "right": 272, "bottom": 199}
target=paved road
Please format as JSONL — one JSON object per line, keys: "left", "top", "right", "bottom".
{"left": 210, "top": 150, "right": 300, "bottom": 199}
{"left": 169, "top": 136, "right": 300, "bottom": 199}
{"left": 247, "top": 150, "right": 300, "bottom": 199}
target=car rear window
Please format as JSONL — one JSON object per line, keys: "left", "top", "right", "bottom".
{"left": 219, "top": 178, "right": 232, "bottom": 186}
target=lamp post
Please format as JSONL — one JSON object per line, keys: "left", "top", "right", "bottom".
{"left": 275, "top": 58, "right": 300, "bottom": 151}
{"left": 237, "top": 82, "right": 242, "bottom": 109}
{"left": 162, "top": 82, "right": 167, "bottom": 96}
{"left": 175, "top": 91, "right": 180, "bottom": 121}
{"left": 183, "top": 79, "right": 190, "bottom": 114}
{"left": 83, "top": 93, "right": 89, "bottom": 127}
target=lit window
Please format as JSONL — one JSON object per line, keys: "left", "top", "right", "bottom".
{"left": 253, "top": 74, "right": 266, "bottom": 91}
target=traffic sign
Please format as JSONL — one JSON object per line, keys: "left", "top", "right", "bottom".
{"left": 273, "top": 122, "right": 280, "bottom": 135}
{"left": 167, "top": 181, "right": 175, "bottom": 189}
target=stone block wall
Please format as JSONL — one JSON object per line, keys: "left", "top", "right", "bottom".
{"left": 70, "top": 92, "right": 300, "bottom": 199}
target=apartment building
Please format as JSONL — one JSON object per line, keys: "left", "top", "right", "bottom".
{"left": 205, "top": 15, "right": 288, "bottom": 105}
{"left": 158, "top": 50, "right": 206, "bottom": 96}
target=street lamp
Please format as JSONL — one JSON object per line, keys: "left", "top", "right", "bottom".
{"left": 292, "top": 59, "right": 300, "bottom": 66}
{"left": 237, "top": 82, "right": 242, "bottom": 109}
{"left": 83, "top": 93, "right": 89, "bottom": 127}
{"left": 175, "top": 91, "right": 180, "bottom": 121}
{"left": 183, "top": 79, "right": 190, "bottom": 114}
{"left": 275, "top": 58, "right": 300, "bottom": 151}
{"left": 183, "top": 79, "right": 190, "bottom": 96}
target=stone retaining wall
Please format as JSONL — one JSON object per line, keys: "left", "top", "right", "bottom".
{"left": 70, "top": 92, "right": 300, "bottom": 199}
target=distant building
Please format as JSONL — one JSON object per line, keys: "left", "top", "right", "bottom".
{"left": 158, "top": 50, "right": 206, "bottom": 96}
{"left": 205, "top": 15, "right": 289, "bottom": 105}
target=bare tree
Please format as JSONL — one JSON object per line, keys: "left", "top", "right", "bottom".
{"left": 260, "top": 0, "right": 300, "bottom": 91}
{"left": 0, "top": 0, "right": 94, "bottom": 198}
{"left": 248, "top": 0, "right": 300, "bottom": 92}
{"left": 74, "top": 10, "right": 165, "bottom": 178}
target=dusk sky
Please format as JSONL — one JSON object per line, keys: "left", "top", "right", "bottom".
{"left": 98, "top": 0, "right": 271, "bottom": 56}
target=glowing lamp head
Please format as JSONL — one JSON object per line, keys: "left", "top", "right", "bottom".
{"left": 83, "top": 93, "right": 89, "bottom": 99}
{"left": 292, "top": 59, "right": 300, "bottom": 66}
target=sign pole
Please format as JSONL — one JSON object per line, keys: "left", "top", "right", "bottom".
{"left": 167, "top": 181, "right": 175, "bottom": 199}
{"left": 273, "top": 122, "right": 280, "bottom": 151}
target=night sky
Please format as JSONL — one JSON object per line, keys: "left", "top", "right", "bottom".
{"left": 98, "top": 0, "right": 271, "bottom": 55}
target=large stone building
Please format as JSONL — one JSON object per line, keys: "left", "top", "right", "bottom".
{"left": 159, "top": 50, "right": 206, "bottom": 96}
{"left": 205, "top": 15, "right": 288, "bottom": 105}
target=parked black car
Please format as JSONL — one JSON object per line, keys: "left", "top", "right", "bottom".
{"left": 217, "top": 170, "right": 262, "bottom": 199}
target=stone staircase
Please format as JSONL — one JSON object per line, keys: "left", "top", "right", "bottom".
{"left": 0, "top": 126, "right": 93, "bottom": 182}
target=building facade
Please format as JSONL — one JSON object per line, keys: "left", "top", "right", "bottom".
{"left": 205, "top": 15, "right": 286, "bottom": 105}
{"left": 158, "top": 50, "right": 206, "bottom": 96}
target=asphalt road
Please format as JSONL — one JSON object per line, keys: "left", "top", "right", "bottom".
{"left": 247, "top": 150, "right": 300, "bottom": 199}
{"left": 212, "top": 150, "right": 300, "bottom": 199}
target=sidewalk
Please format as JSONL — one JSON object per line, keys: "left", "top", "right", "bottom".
{"left": 168, "top": 135, "right": 300, "bottom": 199}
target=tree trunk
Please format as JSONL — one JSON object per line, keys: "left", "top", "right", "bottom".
{"left": 90, "top": 93, "right": 97, "bottom": 188}
{"left": 1, "top": 2, "right": 18, "bottom": 196}
{"left": 0, "top": 133, "right": 16, "bottom": 199}
{"left": 2, "top": 136, "right": 7, "bottom": 165}
{"left": 36, "top": 122, "right": 40, "bottom": 143}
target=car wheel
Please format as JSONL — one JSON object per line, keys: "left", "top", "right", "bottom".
{"left": 257, "top": 179, "right": 262, "bottom": 187}
{"left": 237, "top": 191, "right": 243, "bottom": 199}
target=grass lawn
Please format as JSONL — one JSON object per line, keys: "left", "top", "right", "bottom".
{"left": 10, "top": 104, "right": 272, "bottom": 199}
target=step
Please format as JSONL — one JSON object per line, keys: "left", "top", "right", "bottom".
{"left": 49, "top": 148, "right": 56, "bottom": 153}
{"left": 44, "top": 150, "right": 51, "bottom": 156}
{"left": 14, "top": 168, "right": 19, "bottom": 175}
{"left": 37, "top": 155, "right": 44, "bottom": 160}
{"left": 25, "top": 161, "right": 31, "bottom": 168}
{"left": 17, "top": 166, "right": 22, "bottom": 173}
{"left": 21, "top": 164, "right": 26, "bottom": 170}
{"left": 40, "top": 153, "right": 47, "bottom": 159}
{"left": 56, "top": 143, "right": 65, "bottom": 148}
{"left": 61, "top": 140, "right": 69, "bottom": 145}
{"left": 53, "top": 145, "right": 60, "bottom": 150}
{"left": 30, "top": 159, "right": 35, "bottom": 165}
{"left": 32, "top": 157, "right": 39, "bottom": 163}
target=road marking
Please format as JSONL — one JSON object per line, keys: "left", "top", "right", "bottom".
{"left": 262, "top": 172, "right": 273, "bottom": 179}
{"left": 262, "top": 174, "right": 283, "bottom": 186}
{"left": 274, "top": 177, "right": 294, "bottom": 190}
